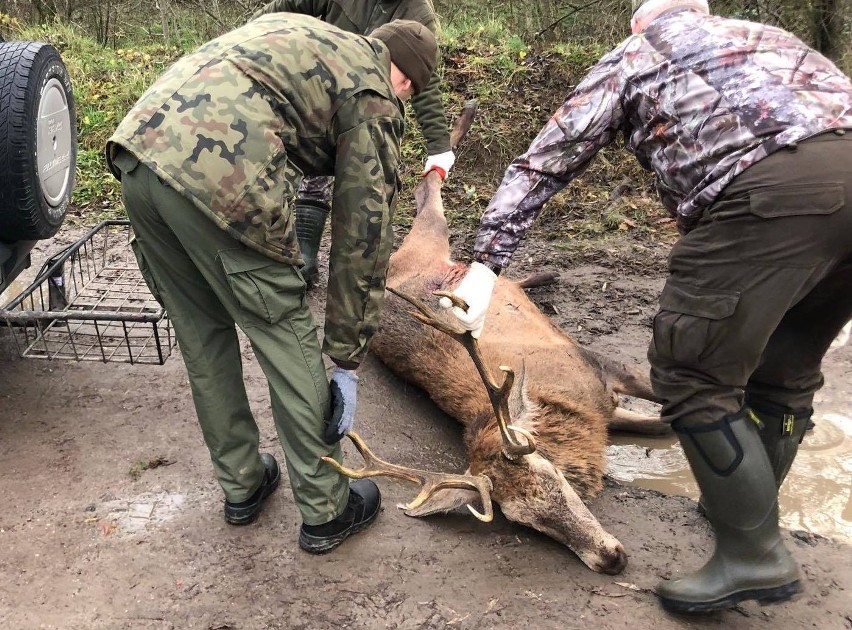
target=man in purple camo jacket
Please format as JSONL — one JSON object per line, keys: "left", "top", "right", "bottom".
{"left": 440, "top": 0, "right": 852, "bottom": 614}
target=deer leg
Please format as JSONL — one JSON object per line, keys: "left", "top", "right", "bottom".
{"left": 609, "top": 407, "right": 671, "bottom": 435}
{"left": 390, "top": 101, "right": 478, "bottom": 276}
{"left": 390, "top": 170, "right": 453, "bottom": 271}
{"left": 576, "top": 346, "right": 662, "bottom": 403}
{"left": 517, "top": 271, "right": 560, "bottom": 289}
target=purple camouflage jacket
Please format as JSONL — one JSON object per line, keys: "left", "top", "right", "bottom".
{"left": 475, "top": 8, "right": 852, "bottom": 269}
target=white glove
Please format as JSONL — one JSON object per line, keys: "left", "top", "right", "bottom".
{"left": 438, "top": 262, "right": 497, "bottom": 339}
{"left": 423, "top": 150, "right": 456, "bottom": 180}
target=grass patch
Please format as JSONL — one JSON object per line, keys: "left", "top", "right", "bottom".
{"left": 17, "top": 12, "right": 660, "bottom": 249}
{"left": 128, "top": 456, "right": 172, "bottom": 481}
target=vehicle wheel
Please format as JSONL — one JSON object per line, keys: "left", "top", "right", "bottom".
{"left": 0, "top": 41, "right": 76, "bottom": 240}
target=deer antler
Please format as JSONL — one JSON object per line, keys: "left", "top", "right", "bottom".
{"left": 323, "top": 432, "right": 494, "bottom": 522}
{"left": 386, "top": 287, "right": 537, "bottom": 461}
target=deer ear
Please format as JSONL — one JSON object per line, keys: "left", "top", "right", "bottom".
{"left": 401, "top": 486, "right": 483, "bottom": 518}
{"left": 508, "top": 358, "right": 537, "bottom": 421}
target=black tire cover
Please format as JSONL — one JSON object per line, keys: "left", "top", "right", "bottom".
{"left": 0, "top": 41, "right": 76, "bottom": 241}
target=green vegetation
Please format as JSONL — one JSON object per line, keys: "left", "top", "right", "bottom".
{"left": 128, "top": 455, "right": 171, "bottom": 480}
{"left": 7, "top": 1, "right": 848, "bottom": 247}
{"left": 13, "top": 12, "right": 646, "bottom": 241}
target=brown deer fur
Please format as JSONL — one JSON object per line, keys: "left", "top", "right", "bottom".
{"left": 369, "top": 109, "right": 664, "bottom": 575}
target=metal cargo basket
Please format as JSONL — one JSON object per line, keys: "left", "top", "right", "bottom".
{"left": 0, "top": 220, "right": 176, "bottom": 364}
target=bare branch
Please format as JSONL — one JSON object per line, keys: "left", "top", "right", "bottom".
{"left": 534, "top": 0, "right": 606, "bottom": 39}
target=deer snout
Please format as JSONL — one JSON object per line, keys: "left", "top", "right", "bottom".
{"left": 579, "top": 539, "right": 628, "bottom": 575}
{"left": 492, "top": 453, "right": 629, "bottom": 574}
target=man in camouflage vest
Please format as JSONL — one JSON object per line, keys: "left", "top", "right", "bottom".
{"left": 439, "top": 0, "right": 852, "bottom": 612}
{"left": 253, "top": 0, "right": 454, "bottom": 287}
{"left": 106, "top": 14, "right": 437, "bottom": 554}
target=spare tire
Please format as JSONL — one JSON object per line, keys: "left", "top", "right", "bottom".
{"left": 0, "top": 42, "right": 76, "bottom": 240}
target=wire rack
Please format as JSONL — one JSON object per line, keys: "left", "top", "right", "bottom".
{"left": 0, "top": 220, "right": 176, "bottom": 364}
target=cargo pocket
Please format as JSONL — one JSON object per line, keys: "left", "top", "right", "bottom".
{"left": 217, "top": 248, "right": 305, "bottom": 326}
{"left": 749, "top": 182, "right": 843, "bottom": 218}
{"left": 129, "top": 236, "right": 164, "bottom": 307}
{"left": 652, "top": 281, "right": 740, "bottom": 367}
{"left": 741, "top": 182, "right": 845, "bottom": 266}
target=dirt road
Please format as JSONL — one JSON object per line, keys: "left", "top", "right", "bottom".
{"left": 1, "top": 235, "right": 850, "bottom": 629}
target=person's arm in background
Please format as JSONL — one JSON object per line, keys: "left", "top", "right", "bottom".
{"left": 250, "top": 0, "right": 329, "bottom": 20}
{"left": 412, "top": 69, "right": 453, "bottom": 175}
{"left": 394, "top": 5, "right": 453, "bottom": 178}
{"left": 474, "top": 54, "right": 625, "bottom": 270}
{"left": 323, "top": 93, "right": 404, "bottom": 370}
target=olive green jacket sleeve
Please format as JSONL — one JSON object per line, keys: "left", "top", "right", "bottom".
{"left": 411, "top": 66, "right": 450, "bottom": 154}
{"left": 323, "top": 94, "right": 404, "bottom": 368}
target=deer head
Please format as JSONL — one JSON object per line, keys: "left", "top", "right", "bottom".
{"left": 329, "top": 287, "right": 628, "bottom": 574}
{"left": 393, "top": 313, "right": 626, "bottom": 574}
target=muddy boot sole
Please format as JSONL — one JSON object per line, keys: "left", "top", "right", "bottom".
{"left": 659, "top": 580, "right": 803, "bottom": 614}
{"left": 298, "top": 507, "right": 379, "bottom": 554}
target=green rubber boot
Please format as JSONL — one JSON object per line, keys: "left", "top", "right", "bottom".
{"left": 746, "top": 401, "right": 811, "bottom": 487}
{"left": 657, "top": 411, "right": 802, "bottom": 614}
{"left": 697, "top": 404, "right": 811, "bottom": 515}
{"left": 294, "top": 202, "right": 329, "bottom": 289}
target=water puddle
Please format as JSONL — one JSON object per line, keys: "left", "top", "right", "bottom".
{"left": 607, "top": 412, "right": 852, "bottom": 544}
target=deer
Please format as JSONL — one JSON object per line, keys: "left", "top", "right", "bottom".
{"left": 323, "top": 101, "right": 666, "bottom": 575}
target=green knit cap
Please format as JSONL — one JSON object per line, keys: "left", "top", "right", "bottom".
{"left": 371, "top": 20, "right": 437, "bottom": 95}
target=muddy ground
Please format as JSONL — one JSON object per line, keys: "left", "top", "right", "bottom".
{"left": 0, "top": 225, "right": 850, "bottom": 630}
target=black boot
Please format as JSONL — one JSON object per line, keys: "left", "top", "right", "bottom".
{"left": 224, "top": 453, "right": 281, "bottom": 525}
{"left": 294, "top": 201, "right": 329, "bottom": 289}
{"left": 657, "top": 410, "right": 801, "bottom": 613}
{"left": 299, "top": 479, "right": 381, "bottom": 554}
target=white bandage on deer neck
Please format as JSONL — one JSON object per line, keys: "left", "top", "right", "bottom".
{"left": 631, "top": 0, "right": 710, "bottom": 34}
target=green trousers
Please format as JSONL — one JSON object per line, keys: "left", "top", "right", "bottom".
{"left": 117, "top": 152, "right": 348, "bottom": 525}
{"left": 649, "top": 131, "right": 852, "bottom": 427}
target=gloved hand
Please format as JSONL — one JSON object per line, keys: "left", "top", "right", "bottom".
{"left": 423, "top": 150, "right": 456, "bottom": 180}
{"left": 438, "top": 262, "right": 497, "bottom": 339}
{"left": 325, "top": 367, "right": 359, "bottom": 444}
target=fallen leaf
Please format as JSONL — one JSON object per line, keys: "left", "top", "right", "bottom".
{"left": 98, "top": 520, "right": 117, "bottom": 536}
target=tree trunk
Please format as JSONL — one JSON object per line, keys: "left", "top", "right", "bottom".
{"left": 812, "top": 0, "right": 845, "bottom": 62}
{"left": 158, "top": 0, "right": 170, "bottom": 44}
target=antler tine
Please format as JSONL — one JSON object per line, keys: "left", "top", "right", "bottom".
{"left": 455, "top": 331, "right": 537, "bottom": 461}
{"left": 431, "top": 291, "right": 536, "bottom": 459}
{"left": 390, "top": 288, "right": 536, "bottom": 461}
{"left": 322, "top": 432, "right": 494, "bottom": 522}
{"left": 386, "top": 286, "right": 469, "bottom": 339}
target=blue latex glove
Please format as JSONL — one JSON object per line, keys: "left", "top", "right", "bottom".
{"left": 324, "top": 367, "right": 359, "bottom": 444}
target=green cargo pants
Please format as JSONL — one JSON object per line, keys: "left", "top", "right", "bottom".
{"left": 649, "top": 131, "right": 852, "bottom": 427}
{"left": 115, "top": 151, "right": 348, "bottom": 526}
